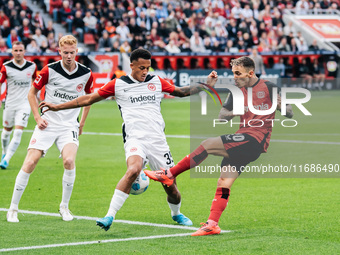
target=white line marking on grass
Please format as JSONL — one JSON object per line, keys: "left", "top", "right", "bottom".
{"left": 0, "top": 208, "right": 230, "bottom": 252}
{"left": 22, "top": 130, "right": 340, "bottom": 145}
{"left": 272, "top": 133, "right": 340, "bottom": 136}
{"left": 271, "top": 139, "right": 340, "bottom": 145}
{"left": 0, "top": 233, "right": 194, "bottom": 252}
{"left": 0, "top": 208, "right": 230, "bottom": 233}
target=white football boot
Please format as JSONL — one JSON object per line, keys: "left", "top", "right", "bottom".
{"left": 59, "top": 206, "right": 74, "bottom": 221}
{"left": 7, "top": 209, "right": 19, "bottom": 223}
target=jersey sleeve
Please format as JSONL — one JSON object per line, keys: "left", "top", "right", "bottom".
{"left": 264, "top": 81, "right": 280, "bottom": 103}
{"left": 159, "top": 76, "right": 175, "bottom": 93}
{"left": 222, "top": 92, "right": 233, "bottom": 111}
{"left": 97, "top": 79, "right": 116, "bottom": 98}
{"left": 85, "top": 70, "right": 94, "bottom": 94}
{"left": 0, "top": 65, "right": 7, "bottom": 83}
{"left": 33, "top": 66, "right": 49, "bottom": 90}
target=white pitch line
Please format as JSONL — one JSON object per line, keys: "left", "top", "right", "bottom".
{"left": 0, "top": 208, "right": 230, "bottom": 233}
{"left": 0, "top": 208, "right": 230, "bottom": 252}
{"left": 0, "top": 233, "right": 194, "bottom": 252}
{"left": 22, "top": 130, "right": 340, "bottom": 145}
{"left": 272, "top": 133, "right": 340, "bottom": 136}
{"left": 271, "top": 139, "right": 340, "bottom": 145}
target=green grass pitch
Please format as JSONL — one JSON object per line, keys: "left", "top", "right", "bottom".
{"left": 0, "top": 91, "right": 339, "bottom": 254}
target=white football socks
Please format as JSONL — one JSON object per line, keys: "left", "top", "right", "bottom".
{"left": 60, "top": 168, "right": 76, "bottom": 208}
{"left": 1, "top": 129, "right": 12, "bottom": 156}
{"left": 9, "top": 169, "right": 31, "bottom": 211}
{"left": 4, "top": 129, "right": 23, "bottom": 162}
{"left": 168, "top": 201, "right": 181, "bottom": 217}
{"left": 106, "top": 189, "right": 129, "bottom": 218}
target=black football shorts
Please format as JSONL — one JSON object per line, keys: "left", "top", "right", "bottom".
{"left": 220, "top": 133, "right": 263, "bottom": 174}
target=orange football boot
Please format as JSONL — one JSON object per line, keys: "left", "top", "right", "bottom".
{"left": 144, "top": 169, "right": 174, "bottom": 186}
{"left": 191, "top": 222, "right": 221, "bottom": 236}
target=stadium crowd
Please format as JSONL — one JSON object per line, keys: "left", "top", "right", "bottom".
{"left": 0, "top": 0, "right": 339, "bottom": 53}
{"left": 0, "top": 0, "right": 336, "bottom": 81}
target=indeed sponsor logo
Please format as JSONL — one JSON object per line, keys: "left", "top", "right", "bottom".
{"left": 129, "top": 94, "right": 156, "bottom": 103}
{"left": 54, "top": 90, "right": 78, "bottom": 100}
{"left": 14, "top": 81, "right": 30, "bottom": 87}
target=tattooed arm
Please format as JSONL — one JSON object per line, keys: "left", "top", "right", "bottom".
{"left": 170, "top": 71, "right": 218, "bottom": 97}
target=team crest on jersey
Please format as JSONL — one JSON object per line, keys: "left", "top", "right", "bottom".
{"left": 26, "top": 72, "right": 32, "bottom": 78}
{"left": 30, "top": 138, "right": 36, "bottom": 145}
{"left": 76, "top": 84, "right": 83, "bottom": 92}
{"left": 130, "top": 147, "right": 137, "bottom": 152}
{"left": 147, "top": 83, "right": 156, "bottom": 91}
{"left": 257, "top": 91, "right": 265, "bottom": 98}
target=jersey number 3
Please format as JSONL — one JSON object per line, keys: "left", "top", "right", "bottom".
{"left": 164, "top": 152, "right": 174, "bottom": 165}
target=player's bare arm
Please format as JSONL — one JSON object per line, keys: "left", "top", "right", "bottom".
{"left": 218, "top": 107, "right": 235, "bottom": 121}
{"left": 28, "top": 86, "right": 48, "bottom": 130}
{"left": 277, "top": 94, "right": 294, "bottom": 118}
{"left": 218, "top": 92, "right": 237, "bottom": 121}
{"left": 171, "top": 71, "right": 218, "bottom": 97}
{"left": 39, "top": 92, "right": 104, "bottom": 113}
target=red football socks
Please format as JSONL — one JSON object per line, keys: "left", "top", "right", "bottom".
{"left": 208, "top": 187, "right": 230, "bottom": 224}
{"left": 170, "top": 145, "right": 208, "bottom": 177}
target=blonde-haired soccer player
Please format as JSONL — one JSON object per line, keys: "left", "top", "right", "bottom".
{"left": 0, "top": 41, "right": 37, "bottom": 169}
{"left": 7, "top": 35, "right": 94, "bottom": 223}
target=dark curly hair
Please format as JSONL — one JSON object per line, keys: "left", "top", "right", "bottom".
{"left": 130, "top": 48, "right": 152, "bottom": 63}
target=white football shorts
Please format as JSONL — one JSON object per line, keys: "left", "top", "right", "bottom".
{"left": 2, "top": 104, "right": 31, "bottom": 128}
{"left": 124, "top": 137, "right": 174, "bottom": 170}
{"left": 28, "top": 125, "right": 79, "bottom": 156}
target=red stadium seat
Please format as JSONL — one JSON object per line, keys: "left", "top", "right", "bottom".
{"left": 84, "top": 33, "right": 96, "bottom": 46}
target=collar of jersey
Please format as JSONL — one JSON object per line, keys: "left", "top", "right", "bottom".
{"left": 251, "top": 78, "right": 261, "bottom": 87}
{"left": 13, "top": 59, "right": 26, "bottom": 68}
{"left": 60, "top": 60, "right": 78, "bottom": 75}
{"left": 128, "top": 74, "right": 142, "bottom": 83}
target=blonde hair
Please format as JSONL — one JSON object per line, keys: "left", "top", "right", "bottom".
{"left": 12, "top": 41, "right": 24, "bottom": 47}
{"left": 59, "top": 35, "right": 77, "bottom": 47}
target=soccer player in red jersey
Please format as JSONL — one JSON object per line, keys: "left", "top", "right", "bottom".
{"left": 145, "top": 56, "right": 294, "bottom": 236}
{"left": 39, "top": 49, "right": 218, "bottom": 231}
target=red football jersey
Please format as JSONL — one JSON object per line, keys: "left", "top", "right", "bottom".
{"left": 224, "top": 79, "right": 279, "bottom": 152}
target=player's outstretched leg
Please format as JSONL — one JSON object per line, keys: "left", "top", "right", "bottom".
{"left": 145, "top": 144, "right": 210, "bottom": 185}
{"left": 144, "top": 168, "right": 174, "bottom": 186}
{"left": 96, "top": 216, "right": 114, "bottom": 231}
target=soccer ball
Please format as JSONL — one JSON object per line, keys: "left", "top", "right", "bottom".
{"left": 130, "top": 170, "right": 149, "bottom": 195}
